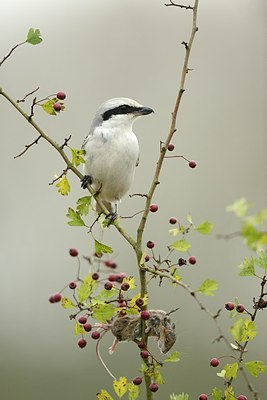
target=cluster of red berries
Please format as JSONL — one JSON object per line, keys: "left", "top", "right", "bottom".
{"left": 166, "top": 143, "right": 197, "bottom": 168}
{"left": 225, "top": 302, "right": 245, "bottom": 313}
{"left": 199, "top": 395, "right": 247, "bottom": 400}
{"left": 53, "top": 91, "right": 66, "bottom": 112}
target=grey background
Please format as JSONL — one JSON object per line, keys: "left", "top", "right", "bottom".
{"left": 0, "top": 0, "right": 266, "bottom": 399}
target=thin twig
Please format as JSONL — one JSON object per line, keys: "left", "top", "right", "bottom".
{"left": 0, "top": 41, "right": 26, "bottom": 67}
{"left": 60, "top": 135, "right": 72, "bottom": 149}
{"left": 14, "top": 135, "right": 42, "bottom": 159}
{"left": 17, "top": 87, "right": 40, "bottom": 103}
{"left": 165, "top": 1, "right": 193, "bottom": 10}
{"left": 48, "top": 168, "right": 68, "bottom": 185}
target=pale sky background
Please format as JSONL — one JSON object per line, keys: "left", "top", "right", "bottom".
{"left": 0, "top": 0, "right": 266, "bottom": 399}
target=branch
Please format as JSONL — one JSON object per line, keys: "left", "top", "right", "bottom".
{"left": 14, "top": 134, "right": 42, "bottom": 159}
{"left": 0, "top": 41, "right": 26, "bottom": 67}
{"left": 164, "top": 1, "right": 193, "bottom": 10}
{"left": 17, "top": 87, "right": 40, "bottom": 103}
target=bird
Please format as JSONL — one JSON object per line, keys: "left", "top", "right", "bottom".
{"left": 81, "top": 98, "right": 154, "bottom": 216}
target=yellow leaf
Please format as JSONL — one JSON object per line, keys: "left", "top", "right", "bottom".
{"left": 97, "top": 390, "right": 114, "bottom": 400}
{"left": 113, "top": 377, "right": 128, "bottom": 398}
{"left": 56, "top": 176, "right": 70, "bottom": 196}
{"left": 61, "top": 297, "right": 76, "bottom": 309}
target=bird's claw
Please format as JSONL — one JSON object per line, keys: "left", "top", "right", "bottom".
{"left": 105, "top": 212, "right": 118, "bottom": 226}
{"left": 81, "top": 175, "right": 93, "bottom": 189}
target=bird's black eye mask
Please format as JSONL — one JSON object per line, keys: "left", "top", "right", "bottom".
{"left": 102, "top": 105, "right": 142, "bottom": 121}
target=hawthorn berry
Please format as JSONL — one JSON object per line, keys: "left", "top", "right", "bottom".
{"left": 56, "top": 91, "right": 66, "bottom": 100}
{"left": 91, "top": 331, "right": 100, "bottom": 340}
{"left": 69, "top": 281, "right": 77, "bottom": 290}
{"left": 84, "top": 323, "right": 92, "bottom": 332}
{"left": 210, "top": 358, "right": 220, "bottom": 367}
{"left": 144, "top": 255, "right": 150, "bottom": 262}
{"left": 105, "top": 260, "right": 117, "bottom": 269}
{"left": 237, "top": 396, "right": 248, "bottom": 400}
{"left": 199, "top": 395, "right": 208, "bottom": 400}
{"left": 69, "top": 248, "right": 78, "bottom": 257}
{"left": 225, "top": 302, "right": 235, "bottom": 311}
{"left": 78, "top": 338, "right": 87, "bottom": 348}
{"left": 133, "top": 377, "right": 143, "bottom": 385}
{"left": 104, "top": 282, "right": 113, "bottom": 290}
{"left": 149, "top": 204, "right": 158, "bottom": 213}
{"left": 135, "top": 298, "right": 144, "bottom": 307}
{"left": 53, "top": 293, "right": 62, "bottom": 303}
{"left": 121, "top": 282, "right": 130, "bottom": 291}
{"left": 116, "top": 273, "right": 127, "bottom": 283}
{"left": 92, "top": 272, "right": 99, "bottom": 280}
{"left": 140, "top": 350, "right": 149, "bottom": 359}
{"left": 53, "top": 102, "right": 62, "bottom": 112}
{"left": 169, "top": 217, "right": 177, "bottom": 225}
{"left": 146, "top": 240, "right": 155, "bottom": 249}
{"left": 149, "top": 383, "right": 159, "bottom": 392}
{"left": 140, "top": 310, "right": 150, "bottom": 320}
{"left": 188, "top": 256, "right": 196, "bottom": 265}
{"left": 119, "top": 310, "right": 127, "bottom": 317}
{"left": 138, "top": 341, "right": 146, "bottom": 349}
{"left": 49, "top": 296, "right": 55, "bottom": 303}
{"left": 189, "top": 160, "right": 197, "bottom": 168}
{"left": 108, "top": 274, "right": 117, "bottom": 282}
{"left": 118, "top": 301, "right": 127, "bottom": 308}
{"left": 78, "top": 316, "right": 87, "bottom": 325}
{"left": 236, "top": 304, "right": 245, "bottom": 313}
{"left": 168, "top": 143, "right": 175, "bottom": 151}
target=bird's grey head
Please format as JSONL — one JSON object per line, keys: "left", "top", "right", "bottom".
{"left": 90, "top": 98, "right": 154, "bottom": 132}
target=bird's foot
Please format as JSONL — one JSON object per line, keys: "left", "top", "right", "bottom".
{"left": 105, "top": 212, "right": 118, "bottom": 226}
{"left": 81, "top": 175, "right": 93, "bottom": 189}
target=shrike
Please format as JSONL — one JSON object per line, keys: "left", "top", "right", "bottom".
{"left": 81, "top": 98, "right": 154, "bottom": 215}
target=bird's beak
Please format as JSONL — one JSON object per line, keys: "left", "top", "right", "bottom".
{"left": 137, "top": 106, "right": 154, "bottom": 116}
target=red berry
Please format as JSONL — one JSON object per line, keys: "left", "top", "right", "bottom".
{"left": 169, "top": 217, "right": 177, "bottom": 224}
{"left": 188, "top": 256, "right": 196, "bottom": 265}
{"left": 105, "top": 260, "right": 117, "bottom": 269}
{"left": 236, "top": 304, "right": 245, "bottom": 313}
{"left": 138, "top": 341, "right": 146, "bottom": 349}
{"left": 91, "top": 331, "right": 100, "bottom": 340}
{"left": 133, "top": 376, "right": 143, "bottom": 385}
{"left": 56, "top": 91, "right": 66, "bottom": 100}
{"left": 92, "top": 272, "right": 99, "bottom": 280}
{"left": 140, "top": 350, "right": 149, "bottom": 359}
{"left": 118, "top": 301, "right": 127, "bottom": 308}
{"left": 49, "top": 296, "right": 55, "bottom": 303}
{"left": 53, "top": 102, "right": 62, "bottom": 112}
{"left": 119, "top": 309, "right": 127, "bottom": 317}
{"left": 140, "top": 310, "right": 150, "bottom": 320}
{"left": 78, "top": 338, "right": 87, "bottom": 348}
{"left": 108, "top": 274, "right": 117, "bottom": 282}
{"left": 104, "top": 282, "right": 113, "bottom": 290}
{"left": 69, "top": 248, "right": 78, "bottom": 257}
{"left": 149, "top": 204, "right": 158, "bottom": 213}
{"left": 121, "top": 282, "right": 130, "bottom": 291}
{"left": 149, "top": 383, "right": 159, "bottom": 392}
{"left": 168, "top": 143, "right": 175, "bottom": 151}
{"left": 78, "top": 316, "right": 87, "bottom": 324}
{"left": 53, "top": 293, "right": 62, "bottom": 303}
{"left": 144, "top": 255, "right": 150, "bottom": 262}
{"left": 84, "top": 323, "right": 92, "bottom": 332}
{"left": 116, "top": 273, "right": 126, "bottom": 283}
{"left": 199, "top": 395, "right": 208, "bottom": 400}
{"left": 210, "top": 358, "right": 220, "bottom": 367}
{"left": 225, "top": 302, "right": 235, "bottom": 311}
{"left": 69, "top": 281, "right": 77, "bottom": 289}
{"left": 146, "top": 240, "right": 155, "bottom": 249}
{"left": 135, "top": 298, "right": 144, "bottom": 307}
{"left": 189, "top": 160, "right": 197, "bottom": 168}
{"left": 237, "top": 396, "right": 248, "bottom": 400}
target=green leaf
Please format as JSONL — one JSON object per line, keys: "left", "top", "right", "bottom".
{"left": 195, "top": 220, "right": 214, "bottom": 235}
{"left": 74, "top": 322, "right": 86, "bottom": 336}
{"left": 164, "top": 351, "right": 180, "bottom": 363}
{"left": 66, "top": 208, "right": 86, "bottom": 226}
{"left": 92, "top": 303, "right": 116, "bottom": 323}
{"left": 238, "top": 257, "right": 255, "bottom": 276}
{"left": 224, "top": 386, "right": 235, "bottom": 400}
{"left": 186, "top": 214, "right": 193, "bottom": 224}
{"left": 97, "top": 390, "right": 114, "bottom": 400}
{"left": 227, "top": 197, "right": 250, "bottom": 217}
{"left": 94, "top": 287, "right": 118, "bottom": 302}
{"left": 197, "top": 279, "right": 218, "bottom": 296}
{"left": 216, "top": 369, "right": 226, "bottom": 378}
{"left": 224, "top": 362, "right": 238, "bottom": 380}
{"left": 41, "top": 98, "right": 57, "bottom": 115}
{"left": 241, "top": 221, "right": 266, "bottom": 251}
{"left": 170, "top": 394, "right": 189, "bottom": 400}
{"left": 71, "top": 148, "right": 86, "bottom": 167}
{"left": 77, "top": 275, "right": 97, "bottom": 302}
{"left": 95, "top": 239, "right": 113, "bottom": 257}
{"left": 212, "top": 387, "right": 223, "bottom": 400}
{"left": 245, "top": 360, "right": 267, "bottom": 378}
{"left": 170, "top": 239, "right": 191, "bottom": 252}
{"left": 113, "top": 377, "right": 128, "bottom": 398}
{"left": 127, "top": 382, "right": 140, "bottom": 400}
{"left": 56, "top": 176, "right": 70, "bottom": 196}
{"left": 230, "top": 318, "right": 257, "bottom": 343}
{"left": 255, "top": 251, "right": 267, "bottom": 270}
{"left": 76, "top": 196, "right": 92, "bottom": 216}
{"left": 26, "top": 28, "right": 42, "bottom": 45}
{"left": 246, "top": 209, "right": 267, "bottom": 226}
{"left": 61, "top": 297, "right": 77, "bottom": 309}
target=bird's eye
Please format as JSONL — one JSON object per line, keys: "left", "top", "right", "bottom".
{"left": 120, "top": 105, "right": 128, "bottom": 111}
